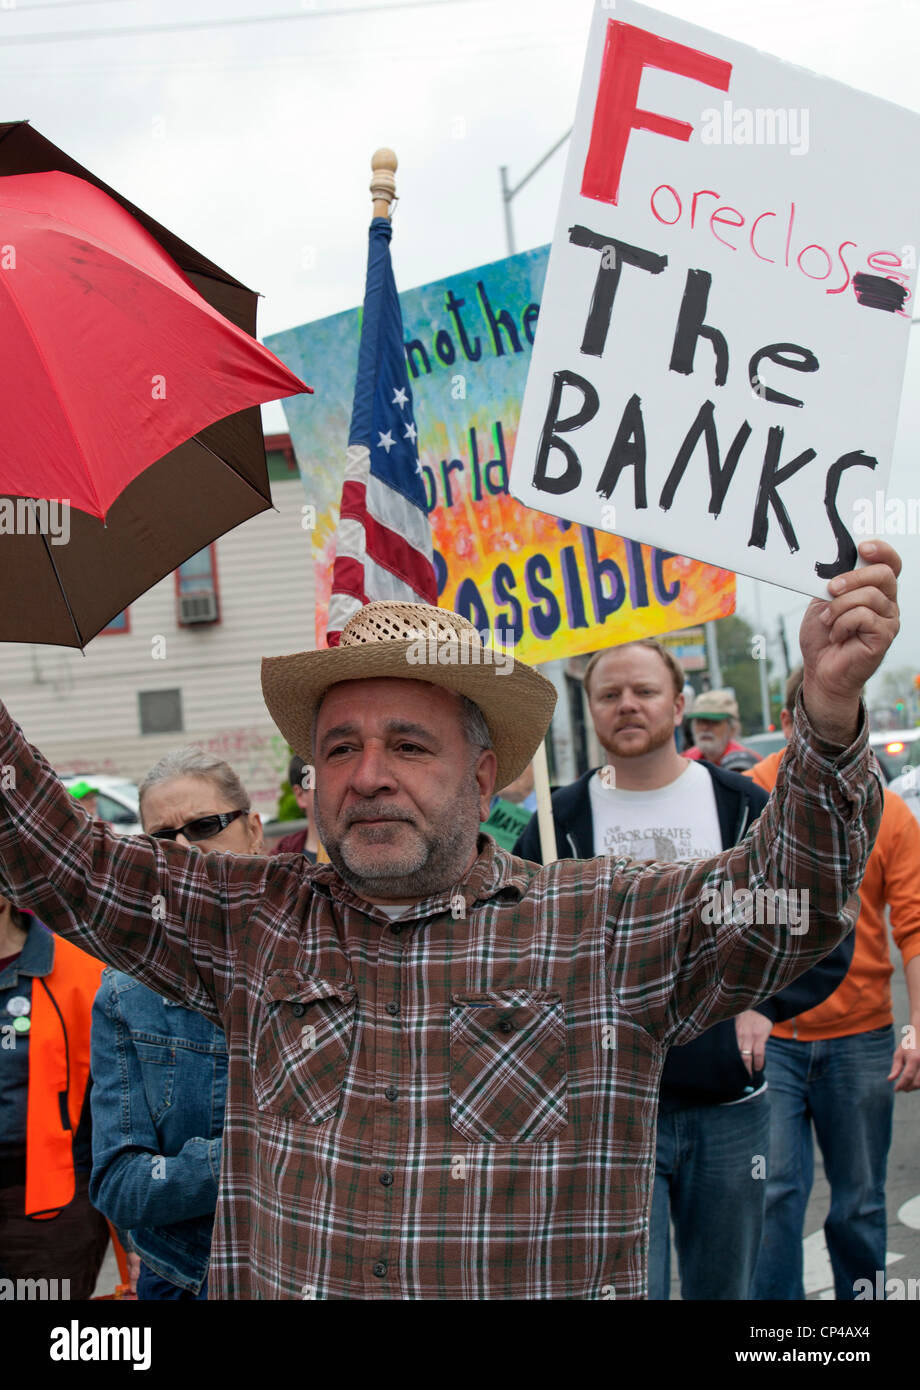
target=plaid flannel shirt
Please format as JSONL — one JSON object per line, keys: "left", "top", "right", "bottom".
{"left": 0, "top": 696, "right": 880, "bottom": 1299}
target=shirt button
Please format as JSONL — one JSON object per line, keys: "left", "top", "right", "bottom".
{"left": 385, "top": 1086, "right": 398, "bottom": 1101}
{"left": 390, "top": 924, "right": 403, "bottom": 935}
{"left": 291, "top": 1002, "right": 307, "bottom": 1018}
{"left": 498, "top": 1018, "right": 514, "bottom": 1034}
{"left": 385, "top": 1002, "right": 399, "bottom": 1016}
{"left": 373, "top": 1261, "right": 388, "bottom": 1278}
{"left": 379, "top": 1172, "right": 394, "bottom": 1186}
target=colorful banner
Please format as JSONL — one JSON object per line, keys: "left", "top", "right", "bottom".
{"left": 266, "top": 244, "right": 734, "bottom": 663}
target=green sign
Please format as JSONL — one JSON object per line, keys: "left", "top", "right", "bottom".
{"left": 481, "top": 797, "right": 533, "bottom": 851}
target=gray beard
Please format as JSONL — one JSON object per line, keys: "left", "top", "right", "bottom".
{"left": 313, "top": 779, "right": 482, "bottom": 904}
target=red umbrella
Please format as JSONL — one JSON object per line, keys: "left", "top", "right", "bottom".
{"left": 0, "top": 120, "right": 311, "bottom": 646}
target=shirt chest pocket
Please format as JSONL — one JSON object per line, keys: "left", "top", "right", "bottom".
{"left": 253, "top": 972, "right": 357, "bottom": 1124}
{"left": 449, "top": 991, "right": 569, "bottom": 1144}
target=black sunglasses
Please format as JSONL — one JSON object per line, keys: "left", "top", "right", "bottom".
{"left": 151, "top": 809, "right": 249, "bottom": 843}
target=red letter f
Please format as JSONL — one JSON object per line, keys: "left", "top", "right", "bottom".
{"left": 582, "top": 21, "right": 732, "bottom": 207}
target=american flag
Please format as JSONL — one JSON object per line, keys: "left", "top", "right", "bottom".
{"left": 326, "top": 216, "right": 438, "bottom": 645}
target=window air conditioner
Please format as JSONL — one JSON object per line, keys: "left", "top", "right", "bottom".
{"left": 178, "top": 592, "right": 219, "bottom": 625}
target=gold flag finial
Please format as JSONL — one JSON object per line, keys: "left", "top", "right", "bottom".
{"left": 370, "top": 148, "right": 397, "bottom": 219}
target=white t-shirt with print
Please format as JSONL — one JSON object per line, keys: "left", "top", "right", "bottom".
{"left": 588, "top": 759, "right": 721, "bottom": 863}
{"left": 589, "top": 759, "right": 766, "bottom": 1103}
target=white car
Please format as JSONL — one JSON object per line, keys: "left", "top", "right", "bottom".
{"left": 868, "top": 728, "right": 920, "bottom": 784}
{"left": 61, "top": 774, "right": 142, "bottom": 835}
{"left": 887, "top": 762, "right": 920, "bottom": 825}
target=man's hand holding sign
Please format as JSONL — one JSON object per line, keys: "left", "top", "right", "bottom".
{"left": 801, "top": 539, "right": 901, "bottom": 746}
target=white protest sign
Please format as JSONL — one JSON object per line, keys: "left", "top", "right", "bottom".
{"left": 511, "top": 0, "right": 920, "bottom": 598}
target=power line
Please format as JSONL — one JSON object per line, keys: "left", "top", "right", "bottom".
{"left": 0, "top": 0, "right": 490, "bottom": 45}
{"left": 3, "top": 1, "right": 138, "bottom": 11}
{"left": 0, "top": 30, "right": 578, "bottom": 75}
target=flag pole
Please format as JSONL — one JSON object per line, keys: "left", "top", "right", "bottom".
{"left": 367, "top": 145, "right": 556, "bottom": 863}
{"left": 533, "top": 738, "right": 557, "bottom": 865}
{"left": 314, "top": 147, "right": 399, "bottom": 868}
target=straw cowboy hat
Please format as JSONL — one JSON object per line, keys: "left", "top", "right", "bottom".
{"left": 261, "top": 601, "right": 557, "bottom": 788}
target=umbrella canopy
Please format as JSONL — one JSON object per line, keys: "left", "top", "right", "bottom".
{"left": 0, "top": 120, "right": 311, "bottom": 646}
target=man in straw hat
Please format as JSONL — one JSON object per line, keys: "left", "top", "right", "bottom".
{"left": 0, "top": 540, "right": 901, "bottom": 1299}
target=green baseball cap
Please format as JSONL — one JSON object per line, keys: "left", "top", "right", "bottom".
{"left": 69, "top": 780, "right": 99, "bottom": 801}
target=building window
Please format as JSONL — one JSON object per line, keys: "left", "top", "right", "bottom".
{"left": 139, "top": 689, "right": 183, "bottom": 736}
{"left": 99, "top": 609, "right": 130, "bottom": 635}
{"left": 265, "top": 432, "right": 299, "bottom": 484}
{"left": 176, "top": 545, "right": 220, "bottom": 626}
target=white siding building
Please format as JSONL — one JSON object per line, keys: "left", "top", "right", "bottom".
{"left": 3, "top": 437, "right": 315, "bottom": 820}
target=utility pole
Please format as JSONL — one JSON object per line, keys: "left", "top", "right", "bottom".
{"left": 499, "top": 166, "right": 517, "bottom": 256}
{"left": 499, "top": 129, "right": 572, "bottom": 255}
{"left": 704, "top": 621, "right": 722, "bottom": 689}
{"left": 777, "top": 614, "right": 792, "bottom": 679}
{"left": 752, "top": 584, "right": 772, "bottom": 731}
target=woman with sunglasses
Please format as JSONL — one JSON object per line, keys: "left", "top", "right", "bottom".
{"left": 89, "top": 748, "right": 263, "bottom": 1300}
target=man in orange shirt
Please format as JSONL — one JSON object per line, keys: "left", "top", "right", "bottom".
{"left": 748, "top": 666, "right": 920, "bottom": 1301}
{"left": 0, "top": 893, "right": 110, "bottom": 1298}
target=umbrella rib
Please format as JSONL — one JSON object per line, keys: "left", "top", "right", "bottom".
{"left": 190, "top": 433, "right": 275, "bottom": 508}
{"left": 31, "top": 502, "right": 87, "bottom": 651}
{"left": 21, "top": 434, "right": 274, "bottom": 654}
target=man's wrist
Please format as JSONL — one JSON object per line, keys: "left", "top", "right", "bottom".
{"left": 800, "top": 683, "right": 861, "bottom": 748}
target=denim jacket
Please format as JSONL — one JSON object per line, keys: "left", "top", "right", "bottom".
{"left": 89, "top": 968, "right": 227, "bottom": 1292}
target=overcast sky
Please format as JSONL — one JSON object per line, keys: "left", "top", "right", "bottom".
{"left": 5, "top": 0, "right": 919, "bottom": 695}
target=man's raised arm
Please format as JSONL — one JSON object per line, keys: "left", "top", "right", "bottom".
{"left": 604, "top": 540, "right": 900, "bottom": 1042}
{"left": 0, "top": 701, "right": 274, "bottom": 1021}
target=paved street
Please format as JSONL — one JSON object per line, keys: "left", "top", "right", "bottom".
{"left": 799, "top": 951, "right": 919, "bottom": 1301}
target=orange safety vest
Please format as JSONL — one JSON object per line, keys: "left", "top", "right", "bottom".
{"left": 24, "top": 933, "right": 104, "bottom": 1219}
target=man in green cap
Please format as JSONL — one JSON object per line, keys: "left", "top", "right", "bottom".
{"left": 68, "top": 781, "right": 98, "bottom": 818}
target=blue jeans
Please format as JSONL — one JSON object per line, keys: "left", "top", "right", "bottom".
{"left": 649, "top": 1090, "right": 770, "bottom": 1299}
{"left": 137, "top": 1261, "right": 208, "bottom": 1300}
{"left": 750, "top": 1027, "right": 895, "bottom": 1301}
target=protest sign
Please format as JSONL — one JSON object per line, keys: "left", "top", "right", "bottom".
{"left": 267, "top": 247, "right": 734, "bottom": 665}
{"left": 659, "top": 626, "right": 706, "bottom": 671}
{"left": 510, "top": 0, "right": 920, "bottom": 598}
{"left": 481, "top": 797, "right": 534, "bottom": 852}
